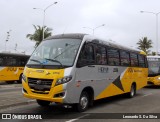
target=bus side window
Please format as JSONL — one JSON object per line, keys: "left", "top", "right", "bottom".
{"left": 96, "top": 46, "right": 107, "bottom": 65}
{"left": 120, "top": 51, "right": 130, "bottom": 66}
{"left": 0, "top": 56, "right": 4, "bottom": 66}
{"left": 138, "top": 55, "right": 145, "bottom": 67}
{"left": 77, "top": 44, "right": 95, "bottom": 66}
{"left": 20, "top": 58, "right": 26, "bottom": 66}
{"left": 5, "top": 56, "right": 17, "bottom": 66}
{"left": 130, "top": 53, "right": 138, "bottom": 66}
{"left": 107, "top": 48, "right": 120, "bottom": 66}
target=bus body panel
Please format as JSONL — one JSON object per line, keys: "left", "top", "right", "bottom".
{"left": 0, "top": 66, "right": 24, "bottom": 81}
{"left": 23, "top": 67, "right": 65, "bottom": 103}
{"left": 75, "top": 65, "right": 147, "bottom": 101}
{"left": 148, "top": 76, "right": 160, "bottom": 85}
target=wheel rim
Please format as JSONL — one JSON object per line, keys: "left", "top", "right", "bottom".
{"left": 131, "top": 86, "right": 135, "bottom": 96}
{"left": 80, "top": 96, "right": 88, "bottom": 110}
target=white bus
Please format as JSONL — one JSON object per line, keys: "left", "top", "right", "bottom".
{"left": 22, "top": 34, "right": 148, "bottom": 112}
{"left": 147, "top": 56, "right": 160, "bottom": 85}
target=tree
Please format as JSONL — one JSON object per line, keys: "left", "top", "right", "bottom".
{"left": 137, "top": 37, "right": 152, "bottom": 54}
{"left": 26, "top": 25, "right": 52, "bottom": 47}
{"left": 151, "top": 51, "right": 156, "bottom": 56}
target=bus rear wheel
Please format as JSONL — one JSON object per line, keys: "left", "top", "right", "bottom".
{"left": 127, "top": 84, "right": 136, "bottom": 98}
{"left": 75, "top": 91, "right": 89, "bottom": 112}
{"left": 36, "top": 100, "right": 51, "bottom": 106}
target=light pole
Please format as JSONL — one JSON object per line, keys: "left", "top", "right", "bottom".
{"left": 5, "top": 30, "right": 11, "bottom": 51}
{"left": 140, "top": 11, "right": 160, "bottom": 55}
{"left": 83, "top": 24, "right": 105, "bottom": 35}
{"left": 33, "top": 2, "right": 58, "bottom": 40}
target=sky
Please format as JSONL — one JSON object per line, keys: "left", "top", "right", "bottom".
{"left": 0, "top": 0, "right": 160, "bottom": 55}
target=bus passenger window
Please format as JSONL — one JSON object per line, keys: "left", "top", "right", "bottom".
{"left": 120, "top": 51, "right": 130, "bottom": 66}
{"left": 108, "top": 48, "right": 120, "bottom": 66}
{"left": 96, "top": 46, "right": 107, "bottom": 65}
{"left": 0, "top": 57, "right": 4, "bottom": 66}
{"left": 138, "top": 55, "right": 145, "bottom": 67}
{"left": 79, "top": 44, "right": 95, "bottom": 64}
{"left": 130, "top": 53, "right": 138, "bottom": 66}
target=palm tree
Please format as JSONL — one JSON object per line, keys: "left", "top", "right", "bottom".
{"left": 137, "top": 37, "right": 152, "bottom": 54}
{"left": 26, "top": 25, "right": 52, "bottom": 47}
{"left": 152, "top": 51, "right": 156, "bottom": 56}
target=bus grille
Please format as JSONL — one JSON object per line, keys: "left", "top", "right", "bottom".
{"left": 28, "top": 78, "right": 53, "bottom": 93}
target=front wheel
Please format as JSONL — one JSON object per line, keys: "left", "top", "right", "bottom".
{"left": 75, "top": 91, "right": 89, "bottom": 112}
{"left": 36, "top": 100, "right": 51, "bottom": 106}
{"left": 127, "top": 84, "right": 136, "bottom": 98}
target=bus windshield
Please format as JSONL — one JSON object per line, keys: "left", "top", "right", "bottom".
{"left": 27, "top": 38, "right": 82, "bottom": 68}
{"left": 148, "top": 61, "right": 160, "bottom": 75}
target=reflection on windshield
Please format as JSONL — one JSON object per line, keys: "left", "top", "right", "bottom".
{"left": 27, "top": 38, "right": 82, "bottom": 67}
{"left": 148, "top": 61, "right": 160, "bottom": 75}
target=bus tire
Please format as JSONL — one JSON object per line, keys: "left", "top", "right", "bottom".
{"left": 36, "top": 100, "right": 50, "bottom": 106}
{"left": 127, "top": 84, "right": 136, "bottom": 98}
{"left": 17, "top": 74, "right": 22, "bottom": 84}
{"left": 75, "top": 91, "right": 89, "bottom": 112}
{"left": 6, "top": 81, "right": 14, "bottom": 84}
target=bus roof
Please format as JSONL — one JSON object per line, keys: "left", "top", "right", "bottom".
{"left": 147, "top": 55, "right": 160, "bottom": 58}
{"left": 45, "top": 33, "right": 145, "bottom": 55}
{"left": 45, "top": 33, "right": 87, "bottom": 40}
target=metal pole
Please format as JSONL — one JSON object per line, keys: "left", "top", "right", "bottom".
{"left": 34, "top": 2, "right": 58, "bottom": 40}
{"left": 156, "top": 14, "right": 158, "bottom": 55}
{"left": 83, "top": 24, "right": 105, "bottom": 35}
{"left": 42, "top": 10, "right": 45, "bottom": 40}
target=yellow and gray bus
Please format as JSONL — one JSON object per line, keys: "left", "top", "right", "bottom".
{"left": 147, "top": 56, "right": 160, "bottom": 85}
{"left": 22, "top": 34, "right": 148, "bottom": 112}
{"left": 0, "top": 53, "right": 30, "bottom": 84}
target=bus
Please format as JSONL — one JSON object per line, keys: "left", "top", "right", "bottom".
{"left": 147, "top": 56, "right": 160, "bottom": 85}
{"left": 22, "top": 33, "right": 148, "bottom": 112}
{"left": 0, "top": 53, "right": 30, "bottom": 84}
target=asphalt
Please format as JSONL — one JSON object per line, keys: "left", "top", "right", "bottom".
{"left": 0, "top": 81, "right": 35, "bottom": 110}
{"left": 0, "top": 85, "right": 160, "bottom": 122}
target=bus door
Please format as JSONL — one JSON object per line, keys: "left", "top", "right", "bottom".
{"left": 76, "top": 43, "right": 96, "bottom": 82}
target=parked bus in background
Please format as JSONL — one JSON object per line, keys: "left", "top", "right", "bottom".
{"left": 22, "top": 33, "right": 148, "bottom": 112}
{"left": 147, "top": 56, "right": 160, "bottom": 85}
{"left": 0, "top": 53, "right": 30, "bottom": 84}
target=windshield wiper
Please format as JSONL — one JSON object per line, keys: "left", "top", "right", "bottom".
{"left": 30, "top": 59, "right": 43, "bottom": 64}
{"left": 44, "top": 58, "right": 63, "bottom": 68}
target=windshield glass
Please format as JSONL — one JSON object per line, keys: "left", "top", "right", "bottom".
{"left": 27, "top": 38, "right": 82, "bottom": 68}
{"left": 148, "top": 61, "right": 160, "bottom": 75}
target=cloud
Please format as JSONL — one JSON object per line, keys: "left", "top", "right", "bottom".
{"left": 0, "top": 0, "right": 159, "bottom": 54}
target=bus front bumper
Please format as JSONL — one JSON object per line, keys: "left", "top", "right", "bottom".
{"left": 22, "top": 81, "right": 65, "bottom": 103}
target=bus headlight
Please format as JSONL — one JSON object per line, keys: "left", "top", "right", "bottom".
{"left": 22, "top": 74, "right": 27, "bottom": 82}
{"left": 55, "top": 76, "right": 72, "bottom": 86}
{"left": 157, "top": 77, "right": 160, "bottom": 80}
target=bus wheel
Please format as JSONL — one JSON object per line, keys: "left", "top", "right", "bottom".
{"left": 36, "top": 100, "right": 50, "bottom": 106}
{"left": 128, "top": 84, "right": 136, "bottom": 98}
{"left": 76, "top": 91, "right": 89, "bottom": 112}
{"left": 17, "top": 74, "right": 22, "bottom": 84}
{"left": 6, "top": 81, "right": 14, "bottom": 84}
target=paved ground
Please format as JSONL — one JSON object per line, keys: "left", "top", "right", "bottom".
{"left": 0, "top": 82, "right": 35, "bottom": 110}
{"left": 0, "top": 84, "right": 160, "bottom": 122}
